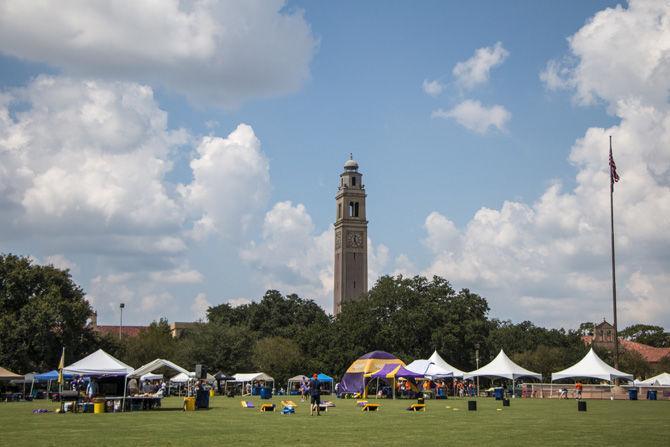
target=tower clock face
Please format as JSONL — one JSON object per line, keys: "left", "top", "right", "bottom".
{"left": 347, "top": 232, "right": 364, "bottom": 248}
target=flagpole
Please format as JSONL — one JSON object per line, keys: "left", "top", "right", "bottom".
{"left": 609, "top": 135, "right": 619, "bottom": 370}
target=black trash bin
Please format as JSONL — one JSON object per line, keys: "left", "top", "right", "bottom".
{"left": 502, "top": 398, "right": 510, "bottom": 407}
{"left": 577, "top": 401, "right": 587, "bottom": 412}
{"left": 468, "top": 400, "right": 477, "bottom": 411}
{"left": 195, "top": 387, "right": 210, "bottom": 409}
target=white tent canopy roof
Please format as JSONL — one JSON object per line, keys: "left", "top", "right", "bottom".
{"left": 140, "top": 373, "right": 163, "bottom": 381}
{"left": 287, "top": 375, "right": 308, "bottom": 382}
{"left": 405, "top": 360, "right": 432, "bottom": 376}
{"left": 64, "top": 349, "right": 134, "bottom": 376}
{"left": 169, "top": 371, "right": 215, "bottom": 383}
{"left": 429, "top": 350, "right": 465, "bottom": 378}
{"left": 127, "top": 358, "right": 190, "bottom": 379}
{"left": 551, "top": 348, "right": 633, "bottom": 382}
{"left": 465, "top": 349, "right": 542, "bottom": 381}
{"left": 232, "top": 372, "right": 274, "bottom": 383}
{"left": 634, "top": 372, "right": 670, "bottom": 386}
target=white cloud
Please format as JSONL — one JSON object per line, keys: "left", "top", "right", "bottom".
{"left": 241, "top": 201, "right": 389, "bottom": 313}
{"left": 422, "top": 79, "right": 444, "bottom": 97}
{"left": 0, "top": 75, "right": 276, "bottom": 326}
{"left": 149, "top": 266, "right": 204, "bottom": 284}
{"left": 179, "top": 124, "right": 270, "bottom": 240}
{"left": 453, "top": 42, "right": 509, "bottom": 89}
{"left": 191, "top": 293, "right": 211, "bottom": 321}
{"left": 228, "top": 297, "right": 252, "bottom": 307}
{"left": 421, "top": 1, "right": 670, "bottom": 328}
{"left": 0, "top": 0, "right": 317, "bottom": 107}
{"left": 540, "top": 0, "right": 670, "bottom": 109}
{"left": 0, "top": 76, "right": 188, "bottom": 254}
{"left": 43, "top": 254, "right": 78, "bottom": 273}
{"left": 432, "top": 100, "right": 510, "bottom": 133}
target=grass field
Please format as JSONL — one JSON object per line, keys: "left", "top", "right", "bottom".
{"left": 1, "top": 396, "right": 667, "bottom": 446}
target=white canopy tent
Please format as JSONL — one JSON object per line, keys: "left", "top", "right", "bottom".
{"left": 465, "top": 349, "right": 542, "bottom": 382}
{"left": 64, "top": 349, "right": 134, "bottom": 376}
{"left": 287, "top": 374, "right": 308, "bottom": 393}
{"left": 551, "top": 348, "right": 633, "bottom": 382}
{"left": 231, "top": 372, "right": 275, "bottom": 394}
{"left": 634, "top": 372, "right": 670, "bottom": 387}
{"left": 429, "top": 351, "right": 465, "bottom": 378}
{"left": 170, "top": 372, "right": 216, "bottom": 383}
{"left": 123, "top": 359, "right": 193, "bottom": 410}
{"left": 140, "top": 373, "right": 163, "bottom": 381}
{"left": 128, "top": 359, "right": 190, "bottom": 379}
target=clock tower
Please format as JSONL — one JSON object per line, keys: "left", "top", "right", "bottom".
{"left": 333, "top": 154, "right": 368, "bottom": 315}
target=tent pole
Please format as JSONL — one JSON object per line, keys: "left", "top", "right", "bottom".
{"left": 30, "top": 379, "right": 35, "bottom": 398}
{"left": 122, "top": 375, "right": 128, "bottom": 412}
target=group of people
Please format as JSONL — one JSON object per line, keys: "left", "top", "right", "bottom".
{"left": 127, "top": 378, "right": 167, "bottom": 397}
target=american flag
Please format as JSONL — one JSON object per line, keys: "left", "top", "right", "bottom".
{"left": 609, "top": 145, "right": 620, "bottom": 187}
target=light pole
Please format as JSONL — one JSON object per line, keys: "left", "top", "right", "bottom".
{"left": 475, "top": 343, "right": 480, "bottom": 397}
{"left": 119, "top": 303, "right": 125, "bottom": 340}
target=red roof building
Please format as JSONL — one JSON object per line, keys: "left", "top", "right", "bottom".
{"left": 582, "top": 320, "right": 670, "bottom": 366}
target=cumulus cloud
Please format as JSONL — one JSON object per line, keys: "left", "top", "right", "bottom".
{"left": 179, "top": 124, "right": 270, "bottom": 240}
{"left": 453, "top": 42, "right": 509, "bottom": 89}
{"left": 0, "top": 76, "right": 188, "bottom": 254}
{"left": 191, "top": 293, "right": 211, "bottom": 320}
{"left": 421, "top": 0, "right": 670, "bottom": 327}
{"left": 0, "top": 0, "right": 318, "bottom": 107}
{"left": 0, "top": 75, "right": 275, "bottom": 324}
{"left": 432, "top": 100, "right": 510, "bottom": 133}
{"left": 241, "top": 201, "right": 389, "bottom": 313}
{"left": 422, "top": 79, "right": 444, "bottom": 97}
{"left": 540, "top": 0, "right": 670, "bottom": 109}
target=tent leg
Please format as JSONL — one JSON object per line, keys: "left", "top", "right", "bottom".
{"left": 122, "top": 375, "right": 128, "bottom": 412}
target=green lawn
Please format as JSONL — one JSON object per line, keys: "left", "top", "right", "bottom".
{"left": 1, "top": 396, "right": 667, "bottom": 446}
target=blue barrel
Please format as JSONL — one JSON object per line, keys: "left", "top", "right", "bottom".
{"left": 628, "top": 388, "right": 638, "bottom": 400}
{"left": 259, "top": 387, "right": 272, "bottom": 399}
{"left": 646, "top": 390, "right": 657, "bottom": 400}
{"left": 494, "top": 387, "right": 504, "bottom": 400}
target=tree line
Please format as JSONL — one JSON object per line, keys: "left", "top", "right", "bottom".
{"left": 1, "top": 254, "right": 668, "bottom": 384}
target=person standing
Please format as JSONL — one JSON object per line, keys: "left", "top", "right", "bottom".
{"left": 575, "top": 382, "right": 583, "bottom": 399}
{"left": 309, "top": 374, "right": 321, "bottom": 416}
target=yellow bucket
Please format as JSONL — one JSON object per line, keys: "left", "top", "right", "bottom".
{"left": 93, "top": 402, "right": 105, "bottom": 414}
{"left": 209, "top": 389, "right": 215, "bottom": 398}
{"left": 183, "top": 397, "right": 196, "bottom": 411}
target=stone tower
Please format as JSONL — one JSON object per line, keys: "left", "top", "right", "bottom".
{"left": 333, "top": 154, "right": 368, "bottom": 315}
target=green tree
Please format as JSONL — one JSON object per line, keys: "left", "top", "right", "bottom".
{"left": 619, "top": 324, "right": 670, "bottom": 348}
{"left": 252, "top": 336, "right": 304, "bottom": 385}
{"left": 121, "top": 319, "right": 177, "bottom": 367}
{"left": 174, "top": 323, "right": 256, "bottom": 374}
{"left": 0, "top": 254, "right": 97, "bottom": 372}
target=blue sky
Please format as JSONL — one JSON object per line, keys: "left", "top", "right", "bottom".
{"left": 0, "top": 0, "right": 668, "bottom": 329}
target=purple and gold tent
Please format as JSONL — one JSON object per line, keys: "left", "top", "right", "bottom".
{"left": 367, "top": 364, "right": 424, "bottom": 380}
{"left": 339, "top": 351, "right": 404, "bottom": 395}
{"left": 367, "top": 364, "right": 424, "bottom": 398}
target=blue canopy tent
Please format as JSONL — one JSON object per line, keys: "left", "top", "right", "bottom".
{"left": 35, "top": 370, "right": 75, "bottom": 382}
{"left": 31, "top": 370, "right": 76, "bottom": 398}
{"left": 317, "top": 373, "right": 334, "bottom": 394}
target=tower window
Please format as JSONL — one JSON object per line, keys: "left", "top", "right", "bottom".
{"left": 353, "top": 280, "right": 356, "bottom": 289}
{"left": 352, "top": 176, "right": 356, "bottom": 186}
{"left": 349, "top": 201, "right": 354, "bottom": 217}
{"left": 338, "top": 204, "right": 342, "bottom": 218}
{"left": 354, "top": 202, "right": 359, "bottom": 217}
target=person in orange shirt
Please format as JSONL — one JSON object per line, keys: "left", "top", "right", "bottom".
{"left": 575, "top": 381, "right": 583, "bottom": 399}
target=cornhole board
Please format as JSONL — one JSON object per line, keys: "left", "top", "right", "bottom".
{"left": 361, "top": 403, "right": 380, "bottom": 412}
{"left": 407, "top": 404, "right": 426, "bottom": 412}
{"left": 260, "top": 404, "right": 275, "bottom": 412}
{"left": 240, "top": 401, "right": 255, "bottom": 408}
